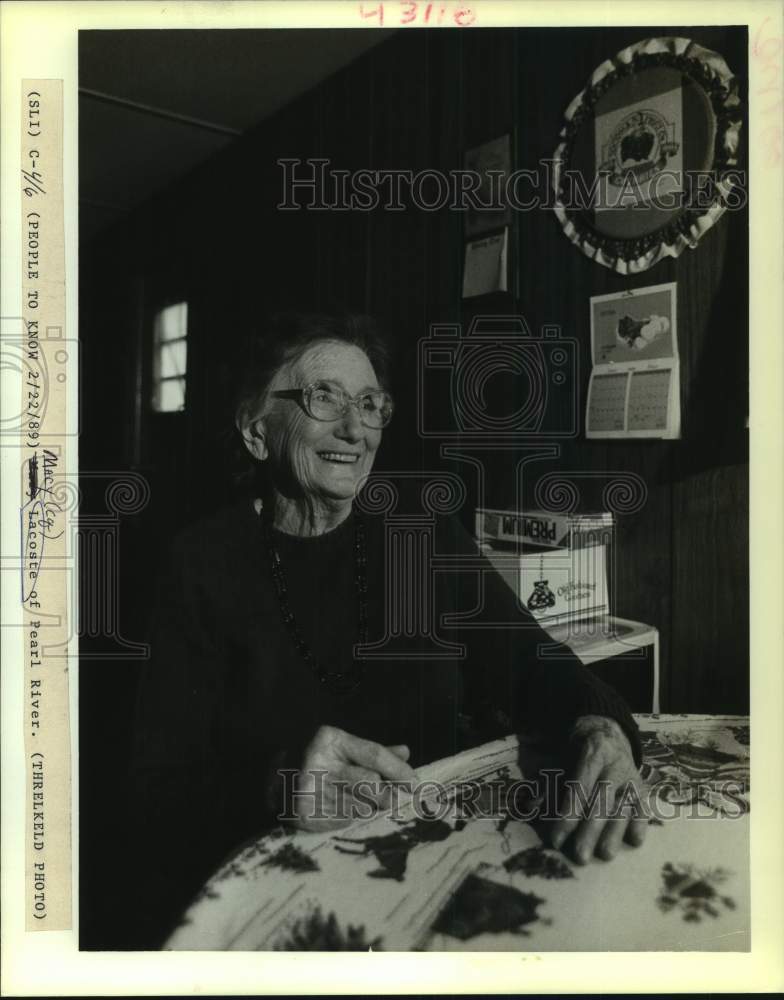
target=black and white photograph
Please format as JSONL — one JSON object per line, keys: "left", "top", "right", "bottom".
{"left": 76, "top": 19, "right": 752, "bottom": 953}
{"left": 2, "top": 1, "right": 782, "bottom": 994}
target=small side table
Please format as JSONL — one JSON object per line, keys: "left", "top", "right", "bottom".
{"left": 543, "top": 615, "right": 660, "bottom": 713}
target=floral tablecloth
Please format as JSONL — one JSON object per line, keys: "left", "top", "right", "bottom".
{"left": 166, "top": 714, "right": 750, "bottom": 952}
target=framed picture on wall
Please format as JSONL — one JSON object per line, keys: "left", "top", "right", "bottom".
{"left": 463, "top": 134, "right": 513, "bottom": 238}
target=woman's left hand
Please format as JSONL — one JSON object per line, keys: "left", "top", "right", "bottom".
{"left": 548, "top": 715, "right": 649, "bottom": 863}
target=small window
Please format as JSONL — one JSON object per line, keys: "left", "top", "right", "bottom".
{"left": 151, "top": 302, "right": 188, "bottom": 412}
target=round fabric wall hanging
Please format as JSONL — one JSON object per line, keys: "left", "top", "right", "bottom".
{"left": 551, "top": 36, "right": 743, "bottom": 274}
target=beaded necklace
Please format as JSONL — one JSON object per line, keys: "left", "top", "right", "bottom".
{"left": 258, "top": 502, "right": 367, "bottom": 696}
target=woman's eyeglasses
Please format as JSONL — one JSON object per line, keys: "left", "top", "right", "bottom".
{"left": 272, "top": 381, "right": 394, "bottom": 429}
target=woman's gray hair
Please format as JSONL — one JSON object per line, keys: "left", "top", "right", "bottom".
{"left": 234, "top": 311, "right": 391, "bottom": 427}
{"left": 232, "top": 310, "right": 393, "bottom": 482}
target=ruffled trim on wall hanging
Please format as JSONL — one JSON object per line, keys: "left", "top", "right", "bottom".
{"left": 551, "top": 36, "right": 743, "bottom": 275}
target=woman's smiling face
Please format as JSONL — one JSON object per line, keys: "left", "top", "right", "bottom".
{"left": 253, "top": 339, "right": 383, "bottom": 506}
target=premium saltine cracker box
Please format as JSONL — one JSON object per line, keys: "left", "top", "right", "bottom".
{"left": 475, "top": 507, "right": 612, "bottom": 627}
{"left": 480, "top": 540, "right": 610, "bottom": 628}
{"left": 475, "top": 507, "right": 613, "bottom": 550}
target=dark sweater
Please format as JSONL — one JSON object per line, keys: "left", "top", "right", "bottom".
{"left": 127, "top": 496, "right": 640, "bottom": 946}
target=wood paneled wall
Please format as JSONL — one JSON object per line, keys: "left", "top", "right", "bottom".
{"left": 81, "top": 25, "right": 748, "bottom": 714}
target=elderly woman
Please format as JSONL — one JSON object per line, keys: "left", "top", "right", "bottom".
{"left": 129, "top": 311, "right": 646, "bottom": 948}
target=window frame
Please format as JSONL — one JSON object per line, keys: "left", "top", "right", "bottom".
{"left": 149, "top": 299, "right": 189, "bottom": 415}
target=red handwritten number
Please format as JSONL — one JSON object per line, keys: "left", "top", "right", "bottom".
{"left": 360, "top": 0, "right": 477, "bottom": 27}
{"left": 400, "top": 1, "right": 417, "bottom": 24}
{"left": 359, "top": 2, "right": 384, "bottom": 24}
{"left": 753, "top": 18, "right": 781, "bottom": 59}
{"left": 453, "top": 5, "right": 476, "bottom": 26}
{"left": 753, "top": 16, "right": 783, "bottom": 167}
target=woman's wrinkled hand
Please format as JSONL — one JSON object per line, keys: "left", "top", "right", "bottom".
{"left": 548, "top": 715, "right": 650, "bottom": 863}
{"left": 288, "top": 725, "right": 416, "bottom": 832}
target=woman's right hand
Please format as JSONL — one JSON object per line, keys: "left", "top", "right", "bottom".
{"left": 288, "top": 725, "right": 416, "bottom": 832}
